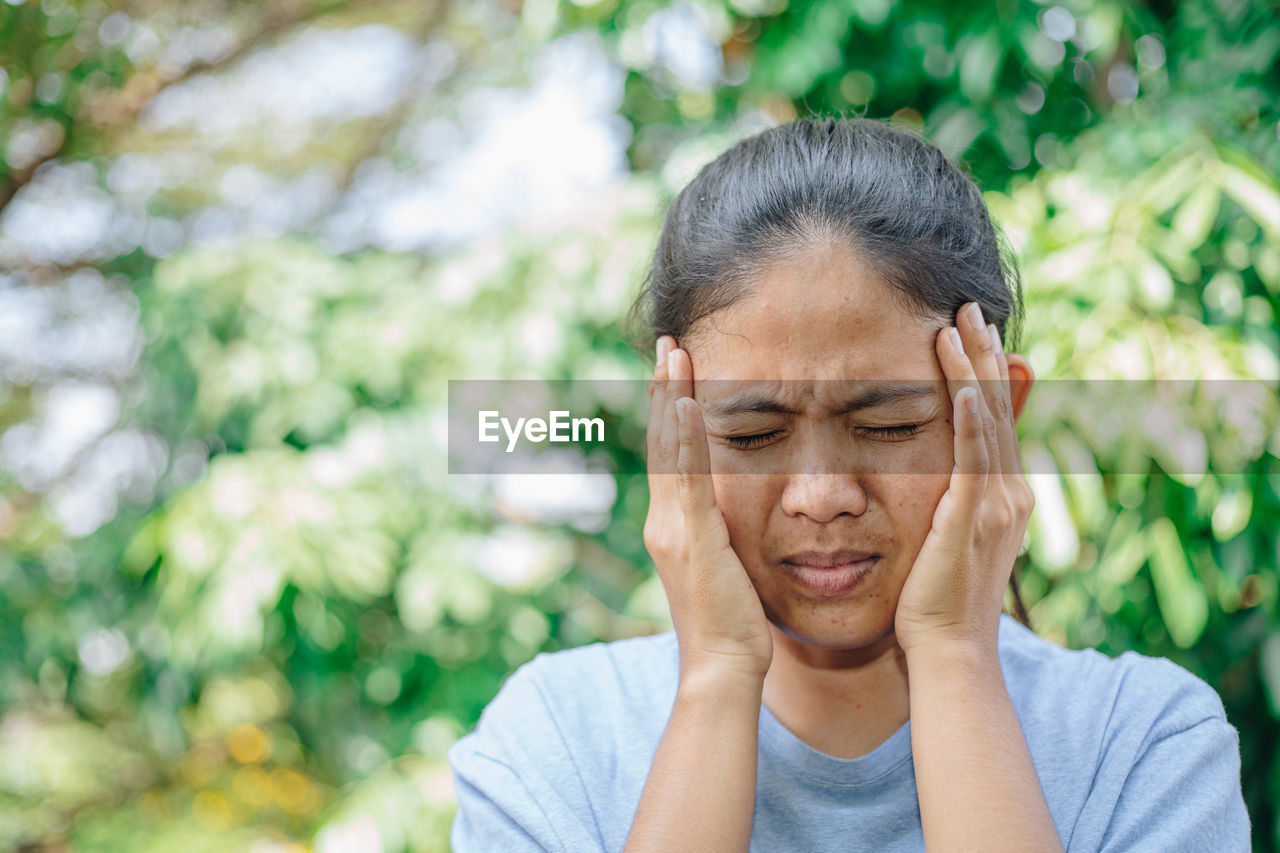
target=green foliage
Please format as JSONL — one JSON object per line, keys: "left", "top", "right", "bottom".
{"left": 1, "top": 0, "right": 1278, "bottom": 850}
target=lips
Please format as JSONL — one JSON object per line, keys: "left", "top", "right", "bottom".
{"left": 782, "top": 549, "right": 877, "bottom": 568}
{"left": 780, "top": 550, "right": 879, "bottom": 597}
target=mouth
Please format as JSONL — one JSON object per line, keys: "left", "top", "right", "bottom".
{"left": 781, "top": 550, "right": 879, "bottom": 597}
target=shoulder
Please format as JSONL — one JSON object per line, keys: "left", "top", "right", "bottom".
{"left": 524, "top": 629, "right": 680, "bottom": 690}
{"left": 997, "top": 618, "right": 1250, "bottom": 849}
{"left": 446, "top": 631, "right": 678, "bottom": 851}
{"left": 450, "top": 630, "right": 679, "bottom": 765}
{"left": 997, "top": 613, "right": 1227, "bottom": 733}
{"left": 514, "top": 629, "right": 680, "bottom": 721}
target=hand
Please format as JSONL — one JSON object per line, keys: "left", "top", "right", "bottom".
{"left": 644, "top": 336, "right": 773, "bottom": 683}
{"left": 894, "top": 302, "right": 1035, "bottom": 657}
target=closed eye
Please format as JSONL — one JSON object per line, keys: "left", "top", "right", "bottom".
{"left": 723, "top": 431, "right": 783, "bottom": 449}
{"left": 857, "top": 424, "right": 922, "bottom": 440}
{"left": 723, "top": 424, "right": 922, "bottom": 450}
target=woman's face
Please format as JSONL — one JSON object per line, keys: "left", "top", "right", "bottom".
{"left": 684, "top": 239, "right": 961, "bottom": 653}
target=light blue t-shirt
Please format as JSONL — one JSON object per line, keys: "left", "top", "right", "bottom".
{"left": 448, "top": 614, "right": 1250, "bottom": 851}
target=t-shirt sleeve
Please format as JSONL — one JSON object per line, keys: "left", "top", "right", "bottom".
{"left": 447, "top": 656, "right": 606, "bottom": 853}
{"left": 1076, "top": 656, "right": 1251, "bottom": 852}
{"left": 1097, "top": 715, "right": 1250, "bottom": 851}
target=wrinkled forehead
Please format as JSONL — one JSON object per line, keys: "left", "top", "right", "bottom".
{"left": 683, "top": 290, "right": 947, "bottom": 384}
{"left": 682, "top": 240, "right": 946, "bottom": 383}
{"left": 695, "top": 378, "right": 945, "bottom": 419}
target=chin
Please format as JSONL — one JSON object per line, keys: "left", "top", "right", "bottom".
{"left": 764, "top": 605, "right": 898, "bottom": 653}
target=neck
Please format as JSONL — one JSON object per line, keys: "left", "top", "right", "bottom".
{"left": 761, "top": 624, "right": 911, "bottom": 760}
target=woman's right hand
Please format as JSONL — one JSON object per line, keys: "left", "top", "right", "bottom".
{"left": 644, "top": 336, "right": 773, "bottom": 684}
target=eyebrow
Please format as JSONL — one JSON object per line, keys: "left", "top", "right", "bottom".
{"left": 703, "top": 383, "right": 938, "bottom": 417}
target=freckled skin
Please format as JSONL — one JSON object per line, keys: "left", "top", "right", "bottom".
{"left": 684, "top": 239, "right": 955, "bottom": 660}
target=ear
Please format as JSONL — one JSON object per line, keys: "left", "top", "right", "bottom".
{"left": 1004, "top": 353, "right": 1034, "bottom": 423}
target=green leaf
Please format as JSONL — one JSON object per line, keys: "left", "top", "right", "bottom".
{"left": 1217, "top": 160, "right": 1280, "bottom": 240}
{"left": 1146, "top": 517, "right": 1209, "bottom": 648}
{"left": 1262, "top": 633, "right": 1280, "bottom": 718}
{"left": 958, "top": 31, "right": 1001, "bottom": 103}
{"left": 1098, "top": 510, "right": 1146, "bottom": 585}
{"left": 1211, "top": 485, "right": 1253, "bottom": 542}
{"left": 1136, "top": 153, "right": 1203, "bottom": 217}
{"left": 931, "top": 104, "right": 984, "bottom": 159}
{"left": 1025, "top": 446, "right": 1079, "bottom": 574}
{"left": 1169, "top": 180, "right": 1220, "bottom": 249}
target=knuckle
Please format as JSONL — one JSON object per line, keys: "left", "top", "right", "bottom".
{"left": 643, "top": 522, "right": 675, "bottom": 559}
{"left": 996, "top": 494, "right": 1016, "bottom": 523}
{"left": 675, "top": 444, "right": 695, "bottom": 473}
{"left": 989, "top": 391, "right": 1009, "bottom": 421}
{"left": 979, "top": 405, "right": 995, "bottom": 431}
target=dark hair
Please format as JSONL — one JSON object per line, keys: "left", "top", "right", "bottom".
{"left": 627, "top": 115, "right": 1033, "bottom": 629}
{"left": 628, "top": 116, "right": 1024, "bottom": 352}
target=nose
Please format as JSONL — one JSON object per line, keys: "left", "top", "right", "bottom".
{"left": 780, "top": 473, "right": 869, "bottom": 523}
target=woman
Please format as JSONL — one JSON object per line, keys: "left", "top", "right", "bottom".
{"left": 448, "top": 118, "right": 1250, "bottom": 851}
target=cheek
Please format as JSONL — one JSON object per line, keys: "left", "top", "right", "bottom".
{"left": 879, "top": 474, "right": 950, "bottom": 551}
{"left": 711, "top": 474, "right": 777, "bottom": 555}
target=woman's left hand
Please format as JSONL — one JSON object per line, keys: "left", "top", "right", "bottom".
{"left": 894, "top": 301, "right": 1035, "bottom": 657}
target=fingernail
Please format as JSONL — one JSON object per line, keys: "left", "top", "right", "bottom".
{"left": 963, "top": 388, "right": 978, "bottom": 414}
{"left": 965, "top": 302, "right": 985, "bottom": 331}
{"left": 947, "top": 326, "right": 962, "bottom": 351}
{"left": 987, "top": 323, "right": 1001, "bottom": 352}
{"left": 676, "top": 398, "right": 688, "bottom": 424}
{"left": 667, "top": 350, "right": 678, "bottom": 376}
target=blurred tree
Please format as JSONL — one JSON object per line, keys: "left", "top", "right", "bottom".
{"left": 0, "top": 0, "right": 1277, "bottom": 850}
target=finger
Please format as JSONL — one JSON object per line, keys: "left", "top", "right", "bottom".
{"left": 956, "top": 302, "right": 1003, "bottom": 474}
{"left": 646, "top": 337, "right": 666, "bottom": 471}
{"left": 647, "top": 336, "right": 675, "bottom": 476}
{"left": 990, "top": 324, "right": 1010, "bottom": 387}
{"left": 648, "top": 336, "right": 674, "bottom": 396}
{"left": 657, "top": 346, "right": 689, "bottom": 477}
{"left": 936, "top": 325, "right": 990, "bottom": 508}
{"left": 667, "top": 347, "right": 693, "bottom": 408}
{"left": 675, "top": 396, "right": 719, "bottom": 515}
{"left": 947, "top": 386, "right": 989, "bottom": 512}
{"left": 658, "top": 347, "right": 695, "bottom": 477}
{"left": 937, "top": 321, "right": 992, "bottom": 450}
{"left": 987, "top": 323, "right": 1023, "bottom": 479}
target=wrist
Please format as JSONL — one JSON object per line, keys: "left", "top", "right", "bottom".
{"left": 903, "top": 632, "right": 1002, "bottom": 680}
{"left": 677, "top": 658, "right": 767, "bottom": 702}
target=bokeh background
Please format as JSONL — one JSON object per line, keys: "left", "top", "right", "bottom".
{"left": 1, "top": 0, "right": 1278, "bottom": 849}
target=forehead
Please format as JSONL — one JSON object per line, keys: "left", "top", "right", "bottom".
{"left": 686, "top": 239, "right": 943, "bottom": 383}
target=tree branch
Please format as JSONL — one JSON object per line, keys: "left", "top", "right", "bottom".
{"left": 0, "top": 0, "right": 356, "bottom": 215}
